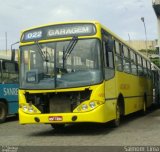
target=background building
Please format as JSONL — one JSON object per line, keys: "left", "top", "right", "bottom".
{"left": 126, "top": 39, "right": 160, "bottom": 67}
{"left": 126, "top": 40, "right": 157, "bottom": 50}
{"left": 126, "top": 40, "right": 159, "bottom": 58}
{"left": 0, "top": 50, "right": 18, "bottom": 60}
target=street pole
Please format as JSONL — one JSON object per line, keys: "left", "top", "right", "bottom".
{"left": 141, "top": 17, "right": 148, "bottom": 57}
{"left": 128, "top": 33, "right": 131, "bottom": 45}
{"left": 5, "top": 32, "right": 7, "bottom": 55}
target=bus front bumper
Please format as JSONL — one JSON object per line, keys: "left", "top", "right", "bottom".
{"left": 18, "top": 103, "right": 115, "bottom": 124}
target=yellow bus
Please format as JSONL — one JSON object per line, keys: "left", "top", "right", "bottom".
{"left": 19, "top": 21, "right": 153, "bottom": 128}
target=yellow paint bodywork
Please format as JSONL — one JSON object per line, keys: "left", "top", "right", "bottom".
{"left": 19, "top": 102, "right": 116, "bottom": 124}
{"left": 115, "top": 71, "right": 153, "bottom": 115}
{"left": 19, "top": 83, "right": 116, "bottom": 124}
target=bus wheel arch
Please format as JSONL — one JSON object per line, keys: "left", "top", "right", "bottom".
{"left": 112, "top": 93, "right": 125, "bottom": 127}
{"left": 117, "top": 93, "right": 125, "bottom": 116}
{"left": 0, "top": 99, "right": 8, "bottom": 123}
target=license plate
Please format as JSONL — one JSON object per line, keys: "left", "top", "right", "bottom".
{"left": 48, "top": 116, "right": 63, "bottom": 121}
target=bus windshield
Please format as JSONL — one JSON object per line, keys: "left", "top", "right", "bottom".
{"left": 20, "top": 38, "right": 102, "bottom": 89}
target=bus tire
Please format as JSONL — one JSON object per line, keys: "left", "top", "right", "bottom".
{"left": 51, "top": 124, "right": 65, "bottom": 130}
{"left": 142, "top": 94, "right": 147, "bottom": 115}
{"left": 142, "top": 100, "right": 147, "bottom": 115}
{"left": 0, "top": 102, "right": 7, "bottom": 123}
{"left": 112, "top": 103, "right": 120, "bottom": 127}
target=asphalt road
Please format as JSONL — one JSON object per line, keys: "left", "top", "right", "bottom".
{"left": 0, "top": 107, "right": 160, "bottom": 151}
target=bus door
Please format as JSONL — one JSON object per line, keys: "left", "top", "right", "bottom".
{"left": 102, "top": 32, "right": 116, "bottom": 102}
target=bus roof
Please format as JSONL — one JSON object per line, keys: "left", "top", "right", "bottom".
{"left": 21, "top": 20, "right": 100, "bottom": 33}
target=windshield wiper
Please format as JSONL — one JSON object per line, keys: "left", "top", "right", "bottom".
{"left": 63, "top": 36, "right": 78, "bottom": 61}
{"left": 35, "top": 41, "right": 52, "bottom": 74}
{"left": 35, "top": 41, "right": 48, "bottom": 62}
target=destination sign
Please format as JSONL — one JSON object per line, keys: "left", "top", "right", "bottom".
{"left": 21, "top": 23, "right": 96, "bottom": 42}
{"left": 47, "top": 24, "right": 95, "bottom": 37}
{"left": 23, "top": 30, "right": 42, "bottom": 41}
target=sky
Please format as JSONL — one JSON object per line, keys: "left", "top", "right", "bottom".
{"left": 0, "top": 0, "right": 158, "bottom": 50}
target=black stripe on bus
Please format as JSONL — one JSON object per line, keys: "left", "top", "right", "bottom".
{"left": 105, "top": 95, "right": 153, "bottom": 101}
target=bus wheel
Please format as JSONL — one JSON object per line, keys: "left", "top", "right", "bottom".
{"left": 142, "top": 94, "right": 147, "bottom": 115}
{"left": 0, "top": 102, "right": 7, "bottom": 123}
{"left": 51, "top": 124, "right": 65, "bottom": 130}
{"left": 112, "top": 103, "right": 120, "bottom": 127}
{"left": 142, "top": 101, "right": 147, "bottom": 115}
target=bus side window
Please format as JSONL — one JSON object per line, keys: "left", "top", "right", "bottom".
{"left": 142, "top": 59, "right": 147, "bottom": 77}
{"left": 1, "top": 61, "right": 19, "bottom": 84}
{"left": 137, "top": 55, "right": 143, "bottom": 76}
{"left": 147, "top": 61, "right": 151, "bottom": 79}
{"left": 115, "top": 41, "right": 123, "bottom": 71}
{"left": 123, "top": 46, "right": 131, "bottom": 73}
{"left": 105, "top": 39, "right": 114, "bottom": 68}
{"left": 130, "top": 50, "right": 137, "bottom": 75}
{"left": 103, "top": 38, "right": 115, "bottom": 80}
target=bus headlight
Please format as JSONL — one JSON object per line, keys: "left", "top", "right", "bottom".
{"left": 89, "top": 101, "right": 96, "bottom": 109}
{"left": 81, "top": 104, "right": 88, "bottom": 111}
{"left": 22, "top": 105, "right": 28, "bottom": 112}
{"left": 20, "top": 104, "right": 41, "bottom": 114}
{"left": 28, "top": 107, "right": 34, "bottom": 113}
{"left": 73, "top": 100, "right": 104, "bottom": 112}
{"left": 22, "top": 105, "right": 34, "bottom": 113}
